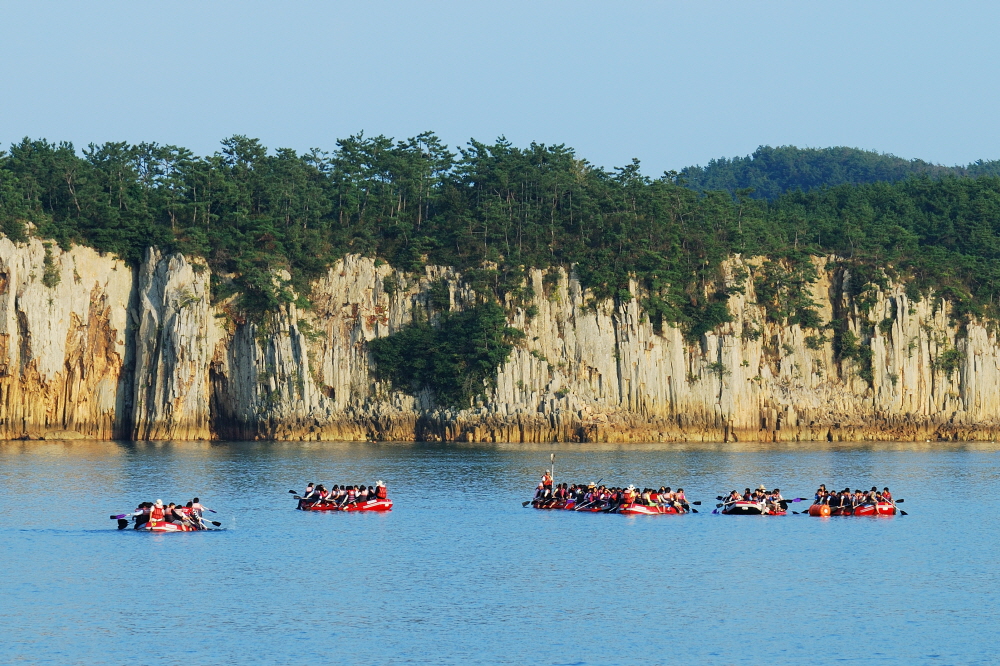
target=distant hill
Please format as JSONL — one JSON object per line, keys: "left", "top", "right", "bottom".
{"left": 678, "top": 145, "right": 1000, "bottom": 199}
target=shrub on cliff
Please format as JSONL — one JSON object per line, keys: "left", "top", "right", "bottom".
{"left": 368, "top": 302, "right": 524, "bottom": 406}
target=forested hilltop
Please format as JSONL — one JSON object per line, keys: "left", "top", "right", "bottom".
{"left": 680, "top": 145, "right": 1000, "bottom": 199}
{"left": 3, "top": 133, "right": 1000, "bottom": 341}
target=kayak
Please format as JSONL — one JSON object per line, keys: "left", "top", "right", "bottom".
{"left": 720, "top": 501, "right": 786, "bottom": 515}
{"left": 300, "top": 499, "right": 393, "bottom": 512}
{"left": 809, "top": 503, "right": 896, "bottom": 516}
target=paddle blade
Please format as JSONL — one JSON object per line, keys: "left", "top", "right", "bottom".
{"left": 715, "top": 503, "right": 723, "bottom": 508}
{"left": 116, "top": 519, "right": 129, "bottom": 530}
{"left": 691, "top": 508, "right": 698, "bottom": 513}
{"left": 288, "top": 489, "right": 298, "bottom": 494}
{"left": 209, "top": 520, "right": 222, "bottom": 527}
{"left": 899, "top": 510, "right": 908, "bottom": 515}
{"left": 522, "top": 500, "right": 532, "bottom": 507}
{"left": 715, "top": 496, "right": 724, "bottom": 500}
{"left": 110, "top": 514, "right": 122, "bottom": 520}
{"left": 711, "top": 509, "right": 719, "bottom": 514}
{"left": 691, "top": 501, "right": 702, "bottom": 505}
{"left": 895, "top": 499, "right": 904, "bottom": 503}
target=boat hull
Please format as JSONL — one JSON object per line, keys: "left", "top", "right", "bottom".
{"left": 720, "top": 501, "right": 785, "bottom": 515}
{"left": 618, "top": 504, "right": 682, "bottom": 515}
{"left": 301, "top": 499, "right": 393, "bottom": 512}
{"left": 140, "top": 520, "right": 200, "bottom": 532}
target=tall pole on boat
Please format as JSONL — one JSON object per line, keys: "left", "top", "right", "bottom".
{"left": 550, "top": 453, "right": 555, "bottom": 483}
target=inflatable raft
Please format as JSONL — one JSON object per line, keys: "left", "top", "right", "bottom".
{"left": 808, "top": 503, "right": 896, "bottom": 516}
{"left": 530, "top": 499, "right": 685, "bottom": 514}
{"left": 139, "top": 520, "right": 203, "bottom": 532}
{"left": 300, "top": 498, "right": 393, "bottom": 512}
{"left": 719, "top": 501, "right": 786, "bottom": 515}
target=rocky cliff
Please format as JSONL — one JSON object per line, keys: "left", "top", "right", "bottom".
{"left": 1, "top": 238, "right": 997, "bottom": 442}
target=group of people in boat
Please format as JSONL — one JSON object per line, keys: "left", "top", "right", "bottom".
{"left": 296, "top": 481, "right": 388, "bottom": 509}
{"left": 720, "top": 486, "right": 787, "bottom": 513}
{"left": 533, "top": 472, "right": 693, "bottom": 512}
{"left": 813, "top": 485, "right": 893, "bottom": 509}
{"left": 131, "top": 498, "right": 211, "bottom": 530}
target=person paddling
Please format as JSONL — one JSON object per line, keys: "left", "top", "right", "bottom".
{"left": 674, "top": 488, "right": 691, "bottom": 512}
{"left": 191, "top": 497, "right": 211, "bottom": 518}
{"left": 133, "top": 502, "right": 151, "bottom": 529}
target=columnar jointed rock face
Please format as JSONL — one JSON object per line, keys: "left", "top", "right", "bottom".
{"left": 1, "top": 240, "right": 999, "bottom": 442}
{"left": 129, "top": 248, "right": 217, "bottom": 440}
{"left": 0, "top": 238, "right": 132, "bottom": 439}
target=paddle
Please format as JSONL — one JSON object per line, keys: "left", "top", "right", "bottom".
{"left": 117, "top": 518, "right": 129, "bottom": 530}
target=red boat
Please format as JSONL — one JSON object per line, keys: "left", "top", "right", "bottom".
{"left": 720, "top": 501, "right": 786, "bottom": 515}
{"left": 530, "top": 499, "right": 685, "bottom": 514}
{"left": 808, "top": 503, "right": 896, "bottom": 516}
{"left": 301, "top": 499, "right": 393, "bottom": 512}
{"left": 139, "top": 520, "right": 202, "bottom": 532}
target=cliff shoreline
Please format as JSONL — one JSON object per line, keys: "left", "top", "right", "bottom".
{"left": 1, "top": 238, "right": 997, "bottom": 443}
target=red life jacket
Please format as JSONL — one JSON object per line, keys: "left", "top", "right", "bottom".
{"left": 375, "top": 486, "right": 387, "bottom": 499}
{"left": 150, "top": 506, "right": 165, "bottom": 522}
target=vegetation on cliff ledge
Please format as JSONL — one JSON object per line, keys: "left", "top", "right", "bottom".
{"left": 368, "top": 302, "right": 524, "bottom": 405}
{"left": 4, "top": 134, "right": 1000, "bottom": 333}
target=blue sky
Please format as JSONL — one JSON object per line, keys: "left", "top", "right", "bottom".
{"left": 2, "top": 1, "right": 998, "bottom": 174}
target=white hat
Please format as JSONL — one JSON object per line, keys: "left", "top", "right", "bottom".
{"left": 627, "top": 485, "right": 635, "bottom": 491}
{"left": 758, "top": 485, "right": 767, "bottom": 491}
{"left": 377, "top": 480, "right": 385, "bottom": 487}
{"left": 155, "top": 499, "right": 163, "bottom": 506}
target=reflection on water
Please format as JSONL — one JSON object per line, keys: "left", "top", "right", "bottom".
{"left": 1, "top": 440, "right": 998, "bottom": 665}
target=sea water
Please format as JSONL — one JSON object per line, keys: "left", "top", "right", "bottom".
{"left": 0, "top": 440, "right": 996, "bottom": 665}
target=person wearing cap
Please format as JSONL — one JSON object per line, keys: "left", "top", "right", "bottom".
{"left": 541, "top": 471, "right": 553, "bottom": 491}
{"left": 149, "top": 499, "right": 166, "bottom": 528}
{"left": 375, "top": 480, "right": 388, "bottom": 500}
